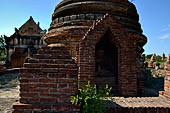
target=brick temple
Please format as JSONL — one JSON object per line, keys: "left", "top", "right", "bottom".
{"left": 4, "top": 16, "right": 46, "bottom": 68}
{"left": 12, "top": 0, "right": 169, "bottom": 112}
{"left": 44, "top": 0, "right": 147, "bottom": 96}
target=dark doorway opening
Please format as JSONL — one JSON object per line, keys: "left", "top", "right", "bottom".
{"left": 95, "top": 30, "right": 118, "bottom": 95}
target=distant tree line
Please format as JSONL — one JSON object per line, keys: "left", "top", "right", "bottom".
{"left": 146, "top": 54, "right": 166, "bottom": 63}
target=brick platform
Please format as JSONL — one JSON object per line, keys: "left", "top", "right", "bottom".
{"left": 108, "top": 96, "right": 170, "bottom": 113}
{"left": 13, "top": 45, "right": 80, "bottom": 113}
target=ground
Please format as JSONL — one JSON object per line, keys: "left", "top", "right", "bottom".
{"left": 0, "top": 73, "right": 19, "bottom": 113}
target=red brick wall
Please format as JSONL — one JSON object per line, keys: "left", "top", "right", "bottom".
{"left": 162, "top": 64, "right": 170, "bottom": 98}
{"left": 13, "top": 45, "right": 80, "bottom": 112}
{"left": 78, "top": 15, "right": 137, "bottom": 96}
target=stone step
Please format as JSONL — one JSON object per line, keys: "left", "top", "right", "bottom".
{"left": 13, "top": 102, "right": 80, "bottom": 112}
{"left": 28, "top": 58, "right": 74, "bottom": 64}
{"left": 41, "top": 46, "right": 69, "bottom": 51}
{"left": 37, "top": 49, "right": 70, "bottom": 55}
{"left": 20, "top": 68, "right": 77, "bottom": 74}
{"left": 33, "top": 54, "right": 71, "bottom": 59}
{"left": 23, "top": 63, "right": 77, "bottom": 69}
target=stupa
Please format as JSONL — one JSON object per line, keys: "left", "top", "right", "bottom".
{"left": 44, "top": 0, "right": 147, "bottom": 96}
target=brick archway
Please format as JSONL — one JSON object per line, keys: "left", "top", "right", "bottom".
{"left": 95, "top": 28, "right": 119, "bottom": 95}
{"left": 78, "top": 14, "right": 137, "bottom": 96}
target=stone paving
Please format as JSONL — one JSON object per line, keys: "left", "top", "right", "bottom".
{"left": 109, "top": 96, "right": 170, "bottom": 108}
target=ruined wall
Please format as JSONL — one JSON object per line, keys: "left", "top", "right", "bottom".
{"left": 13, "top": 45, "right": 80, "bottom": 113}
{"left": 159, "top": 55, "right": 170, "bottom": 98}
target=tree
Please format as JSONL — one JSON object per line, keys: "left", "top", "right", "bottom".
{"left": 0, "top": 35, "right": 6, "bottom": 61}
{"left": 155, "top": 55, "right": 161, "bottom": 62}
{"left": 0, "top": 35, "right": 6, "bottom": 49}
{"left": 145, "top": 54, "right": 153, "bottom": 61}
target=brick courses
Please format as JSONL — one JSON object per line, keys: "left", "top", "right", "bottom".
{"left": 78, "top": 14, "right": 138, "bottom": 96}
{"left": 13, "top": 45, "right": 80, "bottom": 113}
{"left": 160, "top": 57, "right": 170, "bottom": 98}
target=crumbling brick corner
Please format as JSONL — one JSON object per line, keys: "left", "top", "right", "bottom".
{"left": 12, "top": 45, "right": 80, "bottom": 113}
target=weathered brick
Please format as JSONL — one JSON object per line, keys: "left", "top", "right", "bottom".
{"left": 48, "top": 73, "right": 66, "bottom": 78}
{"left": 19, "top": 79, "right": 29, "bottom": 83}
{"left": 39, "top": 93, "right": 59, "bottom": 97}
{"left": 39, "top": 98, "right": 57, "bottom": 103}
{"left": 37, "top": 84, "right": 57, "bottom": 88}
{"left": 57, "top": 79, "right": 74, "bottom": 83}
{"left": 20, "top": 84, "right": 37, "bottom": 88}
{"left": 24, "top": 63, "right": 41, "bottom": 68}
{"left": 58, "top": 83, "right": 68, "bottom": 88}
{"left": 29, "top": 88, "right": 49, "bottom": 92}
{"left": 39, "top": 79, "right": 56, "bottom": 83}
{"left": 40, "top": 68, "right": 59, "bottom": 73}
{"left": 34, "top": 74, "right": 47, "bottom": 78}
{"left": 28, "top": 58, "right": 39, "bottom": 63}
{"left": 20, "top": 93, "right": 38, "bottom": 97}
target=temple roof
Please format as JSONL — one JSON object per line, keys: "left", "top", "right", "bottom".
{"left": 18, "top": 16, "right": 44, "bottom": 36}
{"left": 4, "top": 16, "right": 46, "bottom": 41}
{"left": 4, "top": 16, "right": 46, "bottom": 43}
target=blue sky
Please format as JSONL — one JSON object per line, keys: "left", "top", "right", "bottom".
{"left": 0, "top": 0, "right": 170, "bottom": 56}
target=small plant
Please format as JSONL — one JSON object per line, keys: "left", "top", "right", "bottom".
{"left": 71, "top": 82, "right": 112, "bottom": 113}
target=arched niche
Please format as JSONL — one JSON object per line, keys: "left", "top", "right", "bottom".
{"left": 95, "top": 29, "right": 119, "bottom": 95}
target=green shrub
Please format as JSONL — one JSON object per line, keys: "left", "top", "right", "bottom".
{"left": 71, "top": 82, "right": 112, "bottom": 113}
{"left": 0, "top": 55, "right": 6, "bottom": 61}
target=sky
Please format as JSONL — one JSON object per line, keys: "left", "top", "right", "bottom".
{"left": 0, "top": 0, "right": 170, "bottom": 56}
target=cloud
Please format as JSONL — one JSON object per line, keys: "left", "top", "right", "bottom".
{"left": 159, "top": 33, "right": 170, "bottom": 39}
{"left": 161, "top": 24, "right": 170, "bottom": 32}
{"left": 168, "top": 24, "right": 170, "bottom": 27}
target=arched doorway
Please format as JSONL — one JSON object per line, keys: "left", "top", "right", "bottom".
{"left": 95, "top": 29, "right": 118, "bottom": 95}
